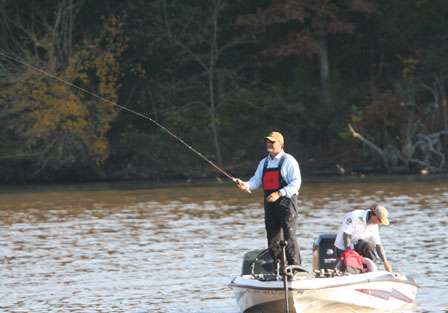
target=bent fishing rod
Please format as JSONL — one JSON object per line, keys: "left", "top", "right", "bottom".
{"left": 0, "top": 49, "right": 249, "bottom": 191}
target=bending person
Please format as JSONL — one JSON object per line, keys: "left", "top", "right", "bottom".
{"left": 334, "top": 205, "right": 393, "bottom": 272}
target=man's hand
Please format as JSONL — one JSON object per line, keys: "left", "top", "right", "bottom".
{"left": 266, "top": 191, "right": 281, "bottom": 202}
{"left": 384, "top": 260, "right": 393, "bottom": 272}
{"left": 235, "top": 179, "right": 249, "bottom": 191}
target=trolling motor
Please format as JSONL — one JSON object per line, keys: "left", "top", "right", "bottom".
{"left": 279, "top": 240, "right": 291, "bottom": 313}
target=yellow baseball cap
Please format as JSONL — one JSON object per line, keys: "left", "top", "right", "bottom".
{"left": 265, "top": 131, "right": 284, "bottom": 145}
{"left": 372, "top": 205, "right": 390, "bottom": 225}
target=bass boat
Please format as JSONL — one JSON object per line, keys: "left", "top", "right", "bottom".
{"left": 229, "top": 234, "right": 418, "bottom": 313}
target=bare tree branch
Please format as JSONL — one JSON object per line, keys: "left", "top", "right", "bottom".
{"left": 162, "top": 0, "right": 209, "bottom": 73}
{"left": 348, "top": 123, "right": 389, "bottom": 169}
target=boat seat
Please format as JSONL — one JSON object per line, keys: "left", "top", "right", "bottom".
{"left": 362, "top": 257, "right": 377, "bottom": 272}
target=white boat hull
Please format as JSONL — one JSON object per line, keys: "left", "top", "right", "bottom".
{"left": 229, "top": 271, "right": 418, "bottom": 313}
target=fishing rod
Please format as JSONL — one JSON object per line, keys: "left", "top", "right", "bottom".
{"left": 0, "top": 49, "right": 249, "bottom": 191}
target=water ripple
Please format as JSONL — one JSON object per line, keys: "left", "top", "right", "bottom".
{"left": 1, "top": 179, "right": 447, "bottom": 312}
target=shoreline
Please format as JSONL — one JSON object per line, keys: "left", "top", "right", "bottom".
{"left": 1, "top": 172, "right": 448, "bottom": 194}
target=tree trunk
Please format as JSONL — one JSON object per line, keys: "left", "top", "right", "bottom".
{"left": 319, "top": 33, "right": 332, "bottom": 109}
{"left": 439, "top": 78, "right": 448, "bottom": 150}
{"left": 440, "top": 78, "right": 448, "bottom": 131}
{"left": 209, "top": 2, "right": 223, "bottom": 166}
{"left": 209, "top": 68, "right": 223, "bottom": 166}
{"left": 368, "top": 46, "right": 375, "bottom": 99}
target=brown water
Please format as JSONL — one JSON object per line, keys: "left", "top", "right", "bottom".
{"left": 1, "top": 178, "right": 447, "bottom": 313}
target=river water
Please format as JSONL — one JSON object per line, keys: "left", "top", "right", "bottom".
{"left": 1, "top": 177, "right": 447, "bottom": 313}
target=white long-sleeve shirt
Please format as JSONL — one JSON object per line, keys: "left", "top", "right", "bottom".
{"left": 248, "top": 150, "right": 302, "bottom": 198}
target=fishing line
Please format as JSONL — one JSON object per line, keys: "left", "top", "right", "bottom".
{"left": 0, "top": 49, "right": 243, "bottom": 185}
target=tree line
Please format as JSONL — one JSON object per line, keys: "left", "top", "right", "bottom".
{"left": 1, "top": 0, "right": 448, "bottom": 183}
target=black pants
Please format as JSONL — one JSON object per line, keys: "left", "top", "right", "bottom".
{"left": 264, "top": 195, "right": 301, "bottom": 265}
{"left": 354, "top": 240, "right": 377, "bottom": 261}
{"left": 336, "top": 239, "right": 377, "bottom": 261}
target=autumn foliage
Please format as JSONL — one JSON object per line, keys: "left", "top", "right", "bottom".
{"left": 0, "top": 14, "right": 126, "bottom": 179}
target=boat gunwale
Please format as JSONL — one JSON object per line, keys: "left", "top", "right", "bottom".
{"left": 229, "top": 274, "right": 419, "bottom": 291}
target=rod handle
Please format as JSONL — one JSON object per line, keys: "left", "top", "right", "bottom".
{"left": 233, "top": 178, "right": 251, "bottom": 194}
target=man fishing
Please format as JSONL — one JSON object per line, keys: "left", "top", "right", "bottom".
{"left": 0, "top": 54, "right": 300, "bottom": 269}
{"left": 334, "top": 205, "right": 393, "bottom": 272}
{"left": 236, "top": 131, "right": 302, "bottom": 266}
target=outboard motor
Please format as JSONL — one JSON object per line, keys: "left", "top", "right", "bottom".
{"left": 241, "top": 249, "right": 275, "bottom": 275}
{"left": 312, "top": 233, "right": 338, "bottom": 271}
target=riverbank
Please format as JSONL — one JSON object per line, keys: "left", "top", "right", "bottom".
{"left": 2, "top": 172, "right": 448, "bottom": 194}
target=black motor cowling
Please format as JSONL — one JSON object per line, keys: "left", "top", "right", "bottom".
{"left": 241, "top": 249, "right": 275, "bottom": 275}
{"left": 312, "top": 233, "right": 338, "bottom": 271}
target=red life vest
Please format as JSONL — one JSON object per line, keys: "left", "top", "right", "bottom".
{"left": 339, "top": 249, "right": 367, "bottom": 274}
{"left": 262, "top": 155, "right": 287, "bottom": 195}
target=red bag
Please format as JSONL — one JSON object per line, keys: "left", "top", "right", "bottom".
{"left": 339, "top": 249, "right": 366, "bottom": 274}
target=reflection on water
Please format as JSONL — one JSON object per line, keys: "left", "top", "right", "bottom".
{"left": 1, "top": 178, "right": 448, "bottom": 313}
